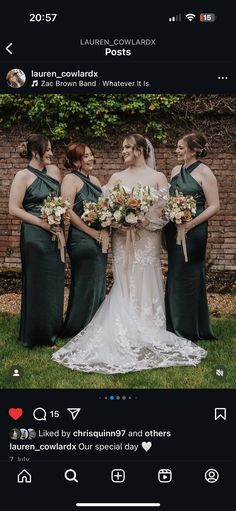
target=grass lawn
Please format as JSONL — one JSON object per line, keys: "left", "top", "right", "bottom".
{"left": 0, "top": 312, "right": 235, "bottom": 389}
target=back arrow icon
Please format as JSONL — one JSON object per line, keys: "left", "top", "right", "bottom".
{"left": 6, "top": 43, "right": 13, "bottom": 55}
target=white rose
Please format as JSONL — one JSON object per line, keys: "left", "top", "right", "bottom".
{"left": 55, "top": 206, "right": 64, "bottom": 216}
{"left": 125, "top": 212, "right": 138, "bottom": 224}
{"left": 101, "top": 219, "right": 112, "bottom": 227}
{"left": 48, "top": 215, "right": 55, "bottom": 225}
{"left": 175, "top": 212, "right": 183, "bottom": 219}
{"left": 113, "top": 210, "right": 122, "bottom": 222}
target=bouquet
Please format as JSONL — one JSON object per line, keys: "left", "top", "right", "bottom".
{"left": 164, "top": 190, "right": 197, "bottom": 262}
{"left": 81, "top": 197, "right": 113, "bottom": 253}
{"left": 81, "top": 198, "right": 113, "bottom": 228}
{"left": 40, "top": 195, "right": 71, "bottom": 262}
{"left": 81, "top": 181, "right": 160, "bottom": 256}
{"left": 107, "top": 181, "right": 159, "bottom": 226}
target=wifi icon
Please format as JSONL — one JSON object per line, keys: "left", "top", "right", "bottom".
{"left": 185, "top": 13, "right": 196, "bottom": 21}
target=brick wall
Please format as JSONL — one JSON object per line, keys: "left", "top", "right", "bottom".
{"left": 0, "top": 130, "right": 236, "bottom": 275}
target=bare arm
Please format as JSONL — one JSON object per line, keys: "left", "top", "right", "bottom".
{"left": 106, "top": 172, "right": 121, "bottom": 188}
{"left": 9, "top": 172, "right": 51, "bottom": 230}
{"left": 61, "top": 175, "right": 101, "bottom": 242}
{"left": 185, "top": 167, "right": 220, "bottom": 232}
{"left": 157, "top": 172, "right": 169, "bottom": 192}
{"left": 138, "top": 173, "right": 169, "bottom": 230}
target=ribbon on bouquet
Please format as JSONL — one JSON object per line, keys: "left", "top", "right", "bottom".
{"left": 125, "top": 226, "right": 137, "bottom": 268}
{"left": 52, "top": 230, "right": 66, "bottom": 263}
{"left": 176, "top": 223, "right": 188, "bottom": 263}
{"left": 100, "top": 229, "right": 110, "bottom": 253}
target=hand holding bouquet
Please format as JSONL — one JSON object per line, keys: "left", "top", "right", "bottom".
{"left": 164, "top": 190, "right": 197, "bottom": 262}
{"left": 81, "top": 197, "right": 112, "bottom": 253}
{"left": 40, "top": 195, "right": 71, "bottom": 262}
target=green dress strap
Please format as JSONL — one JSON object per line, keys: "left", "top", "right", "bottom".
{"left": 72, "top": 170, "right": 102, "bottom": 193}
{"left": 27, "top": 165, "right": 59, "bottom": 194}
{"left": 171, "top": 161, "right": 201, "bottom": 191}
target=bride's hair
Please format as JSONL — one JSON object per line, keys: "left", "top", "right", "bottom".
{"left": 124, "top": 133, "right": 150, "bottom": 160}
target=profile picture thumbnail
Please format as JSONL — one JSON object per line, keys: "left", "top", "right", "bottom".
{"left": 9, "top": 428, "right": 20, "bottom": 440}
{"left": 20, "top": 428, "right": 29, "bottom": 440}
{"left": 6, "top": 68, "right": 26, "bottom": 88}
{"left": 28, "top": 428, "right": 36, "bottom": 439}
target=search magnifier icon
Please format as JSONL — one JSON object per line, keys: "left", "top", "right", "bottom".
{"left": 33, "top": 407, "right": 47, "bottom": 421}
{"left": 64, "top": 469, "right": 78, "bottom": 483}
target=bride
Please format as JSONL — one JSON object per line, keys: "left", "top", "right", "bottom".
{"left": 52, "top": 133, "right": 207, "bottom": 373}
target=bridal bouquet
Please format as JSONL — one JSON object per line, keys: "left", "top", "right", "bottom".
{"left": 40, "top": 195, "right": 71, "bottom": 262}
{"left": 82, "top": 181, "right": 159, "bottom": 228}
{"left": 81, "top": 181, "right": 159, "bottom": 255}
{"left": 164, "top": 190, "right": 197, "bottom": 262}
{"left": 107, "top": 181, "right": 159, "bottom": 226}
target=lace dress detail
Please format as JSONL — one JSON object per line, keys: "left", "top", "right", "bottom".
{"left": 52, "top": 185, "right": 207, "bottom": 373}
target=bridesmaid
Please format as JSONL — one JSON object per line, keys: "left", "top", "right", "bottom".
{"left": 8, "top": 133, "right": 64, "bottom": 347}
{"left": 165, "top": 132, "right": 220, "bottom": 341}
{"left": 61, "top": 142, "right": 107, "bottom": 337}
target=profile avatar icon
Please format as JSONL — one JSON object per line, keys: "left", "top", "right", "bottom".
{"left": 10, "top": 365, "right": 24, "bottom": 379}
{"left": 20, "top": 428, "right": 29, "bottom": 440}
{"left": 28, "top": 428, "right": 36, "bottom": 439}
{"left": 9, "top": 428, "right": 20, "bottom": 440}
{"left": 6, "top": 68, "right": 26, "bottom": 88}
{"left": 204, "top": 468, "right": 219, "bottom": 483}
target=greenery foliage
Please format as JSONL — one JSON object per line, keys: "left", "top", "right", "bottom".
{"left": 0, "top": 94, "right": 183, "bottom": 141}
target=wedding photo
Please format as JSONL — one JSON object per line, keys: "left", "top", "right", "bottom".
{"left": 0, "top": 93, "right": 235, "bottom": 389}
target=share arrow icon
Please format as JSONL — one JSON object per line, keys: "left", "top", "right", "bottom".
{"left": 67, "top": 408, "right": 81, "bottom": 420}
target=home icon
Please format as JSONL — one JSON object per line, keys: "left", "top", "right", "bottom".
{"left": 17, "top": 469, "right": 32, "bottom": 484}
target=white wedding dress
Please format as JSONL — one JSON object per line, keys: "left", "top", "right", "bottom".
{"left": 52, "top": 186, "right": 207, "bottom": 374}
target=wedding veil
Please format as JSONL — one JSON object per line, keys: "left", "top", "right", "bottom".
{"left": 145, "top": 138, "right": 156, "bottom": 170}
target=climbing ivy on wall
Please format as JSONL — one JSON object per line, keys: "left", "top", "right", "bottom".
{"left": 0, "top": 94, "right": 183, "bottom": 141}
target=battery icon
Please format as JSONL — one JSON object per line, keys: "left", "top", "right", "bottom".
{"left": 200, "top": 13, "right": 216, "bottom": 22}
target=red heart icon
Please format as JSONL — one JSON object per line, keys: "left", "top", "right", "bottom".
{"left": 8, "top": 408, "right": 23, "bottom": 420}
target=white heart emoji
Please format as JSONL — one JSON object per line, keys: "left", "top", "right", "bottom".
{"left": 141, "top": 441, "right": 152, "bottom": 452}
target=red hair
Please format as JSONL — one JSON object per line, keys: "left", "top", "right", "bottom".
{"left": 64, "top": 143, "right": 87, "bottom": 170}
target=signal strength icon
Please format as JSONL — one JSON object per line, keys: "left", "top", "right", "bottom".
{"left": 185, "top": 13, "right": 196, "bottom": 21}
{"left": 169, "top": 13, "right": 182, "bottom": 22}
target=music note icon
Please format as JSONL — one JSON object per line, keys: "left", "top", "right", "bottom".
{"left": 31, "top": 80, "right": 38, "bottom": 87}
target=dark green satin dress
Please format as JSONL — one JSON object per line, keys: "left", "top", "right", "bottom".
{"left": 61, "top": 170, "right": 107, "bottom": 337}
{"left": 165, "top": 161, "right": 215, "bottom": 341}
{"left": 20, "top": 165, "right": 64, "bottom": 347}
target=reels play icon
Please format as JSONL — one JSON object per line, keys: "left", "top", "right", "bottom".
{"left": 158, "top": 469, "right": 172, "bottom": 483}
